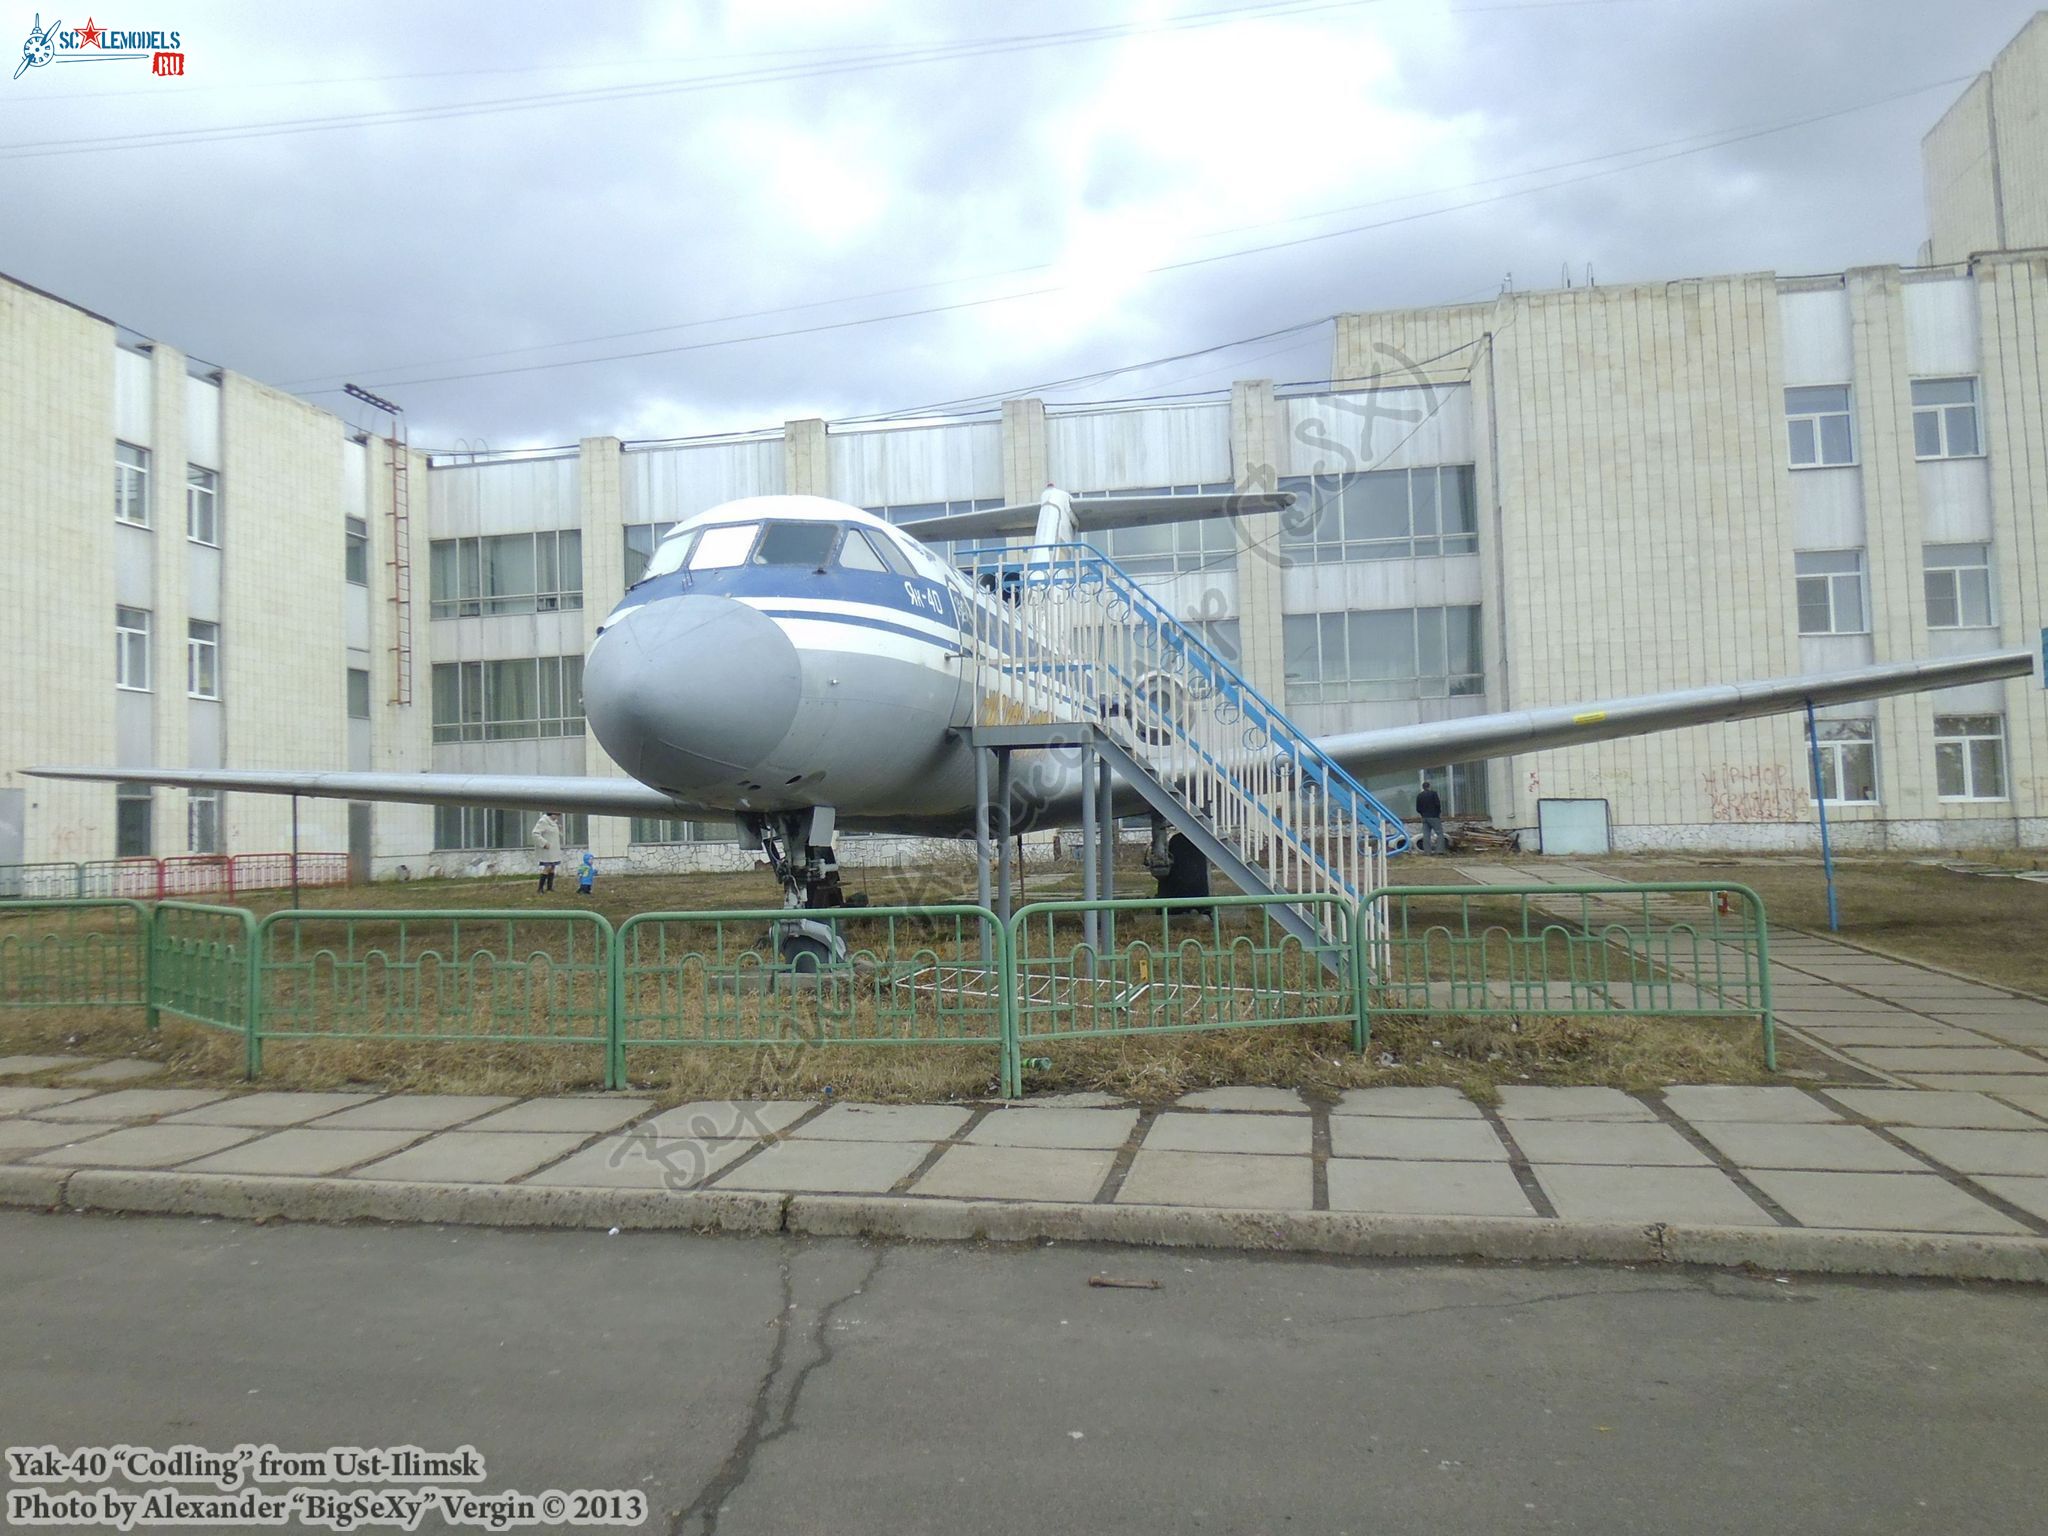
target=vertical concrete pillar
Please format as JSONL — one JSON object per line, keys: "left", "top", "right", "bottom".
{"left": 784, "top": 418, "right": 830, "bottom": 496}
{"left": 578, "top": 436, "right": 631, "bottom": 859}
{"left": 149, "top": 345, "right": 190, "bottom": 853}
{"left": 1229, "top": 379, "right": 1287, "bottom": 698}
{"left": 1001, "top": 398, "right": 1048, "bottom": 503}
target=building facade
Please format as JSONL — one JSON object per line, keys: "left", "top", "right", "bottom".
{"left": 4, "top": 21, "right": 2046, "bottom": 872}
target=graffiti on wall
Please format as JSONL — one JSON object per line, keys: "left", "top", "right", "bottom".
{"left": 1701, "top": 763, "right": 1805, "bottom": 824}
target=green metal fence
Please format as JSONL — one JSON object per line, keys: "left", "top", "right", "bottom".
{"left": 149, "top": 902, "right": 260, "bottom": 1074}
{"left": 0, "top": 900, "right": 149, "bottom": 1009}
{"left": 1362, "top": 882, "right": 1776, "bottom": 1068}
{"left": 616, "top": 906, "right": 1009, "bottom": 1089}
{"left": 1008, "top": 894, "right": 1359, "bottom": 1092}
{"left": 253, "top": 909, "right": 620, "bottom": 1084}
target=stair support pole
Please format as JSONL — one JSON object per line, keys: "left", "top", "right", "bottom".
{"left": 974, "top": 745, "right": 993, "bottom": 965}
{"left": 1096, "top": 751, "right": 1116, "bottom": 957}
{"left": 995, "top": 748, "right": 1015, "bottom": 925}
{"left": 1080, "top": 736, "right": 1099, "bottom": 957}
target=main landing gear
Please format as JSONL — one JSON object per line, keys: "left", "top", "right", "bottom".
{"left": 744, "top": 808, "right": 867, "bottom": 970}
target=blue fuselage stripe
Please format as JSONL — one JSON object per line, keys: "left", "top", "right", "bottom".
{"left": 757, "top": 609, "right": 957, "bottom": 652}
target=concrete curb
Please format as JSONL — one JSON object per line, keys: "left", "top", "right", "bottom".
{"left": 6, "top": 1170, "right": 2046, "bottom": 1283}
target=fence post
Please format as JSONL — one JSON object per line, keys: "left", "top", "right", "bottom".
{"left": 72, "top": 863, "right": 84, "bottom": 899}
{"left": 143, "top": 901, "right": 161, "bottom": 1032}
{"left": 244, "top": 910, "right": 265, "bottom": 1080}
{"left": 1741, "top": 884, "right": 1777, "bottom": 1073}
{"left": 1351, "top": 895, "right": 1370, "bottom": 1054}
{"left": 998, "top": 912, "right": 1020, "bottom": 1098}
{"left": 605, "top": 915, "right": 624, "bottom": 1092}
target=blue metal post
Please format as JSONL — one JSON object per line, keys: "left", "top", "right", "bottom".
{"left": 1804, "top": 699, "right": 1840, "bottom": 932}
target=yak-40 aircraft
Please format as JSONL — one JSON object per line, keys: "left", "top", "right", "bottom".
{"left": 33, "top": 487, "right": 2036, "bottom": 953}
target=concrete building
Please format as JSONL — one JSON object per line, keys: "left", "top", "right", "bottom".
{"left": 4, "top": 18, "right": 2047, "bottom": 872}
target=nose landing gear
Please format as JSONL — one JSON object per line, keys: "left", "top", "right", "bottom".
{"left": 744, "top": 807, "right": 867, "bottom": 968}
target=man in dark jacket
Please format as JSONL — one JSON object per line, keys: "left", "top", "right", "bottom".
{"left": 1415, "top": 780, "right": 1445, "bottom": 854}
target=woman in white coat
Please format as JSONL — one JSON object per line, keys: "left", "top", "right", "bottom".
{"left": 532, "top": 812, "right": 563, "bottom": 893}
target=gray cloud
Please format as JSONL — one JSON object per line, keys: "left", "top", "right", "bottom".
{"left": 1, "top": 0, "right": 2035, "bottom": 449}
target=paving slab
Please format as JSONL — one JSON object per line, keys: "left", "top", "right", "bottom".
{"left": 789, "top": 1103, "right": 972, "bottom": 1142}
{"left": 526, "top": 1134, "right": 756, "bottom": 1190}
{"left": 28, "top": 1124, "right": 256, "bottom": 1169}
{"left": 715, "top": 1138, "right": 932, "bottom": 1194}
{"left": 35, "top": 1089, "right": 227, "bottom": 1122}
{"left": 965, "top": 1108, "right": 1138, "bottom": 1150}
{"left": 1115, "top": 1149, "right": 1314, "bottom": 1211}
{"left": 351, "top": 1131, "right": 587, "bottom": 1184}
{"left": 1973, "top": 1176, "right": 2048, "bottom": 1224}
{"left": 1661, "top": 1086, "right": 1841, "bottom": 1123}
{"left": 635, "top": 1100, "right": 816, "bottom": 1139}
{"left": 913, "top": 1145, "right": 1116, "bottom": 1202}
{"left": 1495, "top": 1087, "right": 1655, "bottom": 1122}
{"left": 1795, "top": 1024, "right": 1988, "bottom": 1047}
{"left": 465, "top": 1098, "right": 655, "bottom": 1134}
{"left": 0, "top": 1055, "right": 90, "bottom": 1077}
{"left": 1746, "top": 1170, "right": 2025, "bottom": 1235}
{"left": 164, "top": 1092, "right": 381, "bottom": 1127}
{"left": 1142, "top": 1112, "right": 1313, "bottom": 1156}
{"left": 1507, "top": 1120, "right": 1710, "bottom": 1167}
{"left": 1992, "top": 1089, "right": 2048, "bottom": 1119}
{"left": 59, "top": 1058, "right": 164, "bottom": 1084}
{"left": 179, "top": 1129, "right": 422, "bottom": 1177}
{"left": 1693, "top": 1122, "right": 1926, "bottom": 1173}
{"left": 310, "top": 1095, "right": 516, "bottom": 1132}
{"left": 1854, "top": 1047, "right": 2048, "bottom": 1074}
{"left": 0, "top": 1086, "right": 94, "bottom": 1115}
{"left": 1824, "top": 1089, "right": 2042, "bottom": 1130}
{"left": 1533, "top": 1165, "right": 1773, "bottom": 1226}
{"left": 1327, "top": 1117, "right": 1506, "bottom": 1162}
{"left": 1329, "top": 1086, "right": 1482, "bottom": 1118}
{"left": 1325, "top": 1159, "right": 1534, "bottom": 1218}
{"left": 1176, "top": 1087, "right": 1309, "bottom": 1114}
{"left": 1888, "top": 1127, "right": 2048, "bottom": 1178}
{"left": 0, "top": 1119, "right": 120, "bottom": 1157}
{"left": 1901, "top": 1074, "right": 2048, "bottom": 1095}
{"left": 1006, "top": 1092, "right": 1129, "bottom": 1110}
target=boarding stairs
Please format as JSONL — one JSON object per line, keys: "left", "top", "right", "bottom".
{"left": 959, "top": 544, "right": 1410, "bottom": 968}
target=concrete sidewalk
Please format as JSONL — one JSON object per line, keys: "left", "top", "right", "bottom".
{"left": 5, "top": 1055, "right": 2048, "bottom": 1282}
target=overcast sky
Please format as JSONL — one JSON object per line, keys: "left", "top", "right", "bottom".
{"left": 2, "top": 0, "right": 2040, "bottom": 449}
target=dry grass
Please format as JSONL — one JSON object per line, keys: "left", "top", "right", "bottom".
{"left": 1579, "top": 852, "right": 2048, "bottom": 996}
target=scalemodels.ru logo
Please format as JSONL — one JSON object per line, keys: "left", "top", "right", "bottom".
{"left": 14, "top": 13, "right": 186, "bottom": 80}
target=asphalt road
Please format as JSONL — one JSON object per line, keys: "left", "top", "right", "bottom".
{"left": 1, "top": 1211, "right": 2043, "bottom": 1535}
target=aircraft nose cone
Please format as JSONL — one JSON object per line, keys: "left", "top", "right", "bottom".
{"left": 585, "top": 595, "right": 802, "bottom": 791}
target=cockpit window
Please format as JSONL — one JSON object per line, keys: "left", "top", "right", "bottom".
{"left": 837, "top": 528, "right": 890, "bottom": 573}
{"left": 689, "top": 522, "right": 759, "bottom": 570}
{"left": 642, "top": 529, "right": 698, "bottom": 581}
{"left": 753, "top": 520, "right": 839, "bottom": 569}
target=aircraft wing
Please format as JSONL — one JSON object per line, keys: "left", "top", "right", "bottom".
{"left": 899, "top": 490, "right": 1294, "bottom": 545}
{"left": 1314, "top": 648, "right": 2037, "bottom": 781}
{"left": 22, "top": 766, "right": 691, "bottom": 817}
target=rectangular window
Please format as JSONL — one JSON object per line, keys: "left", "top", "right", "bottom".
{"left": 429, "top": 655, "right": 584, "bottom": 742}
{"left": 624, "top": 520, "right": 678, "bottom": 587}
{"left": 115, "top": 442, "right": 150, "bottom": 526}
{"left": 345, "top": 516, "right": 369, "bottom": 586}
{"left": 186, "top": 465, "right": 219, "bottom": 545}
{"left": 1360, "top": 761, "right": 1490, "bottom": 817}
{"left": 427, "top": 531, "right": 582, "bottom": 618}
{"left": 1923, "top": 543, "right": 1994, "bottom": 629}
{"left": 1794, "top": 550, "right": 1868, "bottom": 635}
{"left": 1071, "top": 484, "right": 1238, "bottom": 578}
{"left": 186, "top": 789, "right": 221, "bottom": 855}
{"left": 346, "top": 667, "right": 371, "bottom": 720}
{"left": 1276, "top": 466, "right": 1479, "bottom": 565}
{"left": 1806, "top": 718, "right": 1877, "bottom": 804}
{"left": 1911, "top": 377, "right": 1981, "bottom": 460}
{"left": 115, "top": 784, "right": 152, "bottom": 858}
{"left": 1281, "top": 606, "right": 1483, "bottom": 705}
{"left": 630, "top": 816, "right": 740, "bottom": 845}
{"left": 115, "top": 606, "right": 152, "bottom": 691}
{"left": 871, "top": 498, "right": 1004, "bottom": 569}
{"left": 1934, "top": 714, "right": 2006, "bottom": 800}
{"left": 433, "top": 806, "right": 588, "bottom": 851}
{"left": 1785, "top": 386, "right": 1854, "bottom": 468}
{"left": 186, "top": 620, "right": 219, "bottom": 699}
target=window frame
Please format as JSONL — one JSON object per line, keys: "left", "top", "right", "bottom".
{"left": 1275, "top": 466, "right": 1480, "bottom": 566}
{"left": 1910, "top": 377, "right": 1982, "bottom": 461}
{"left": 427, "top": 530, "right": 583, "bottom": 618}
{"left": 1922, "top": 543, "right": 1994, "bottom": 629}
{"left": 115, "top": 441, "right": 151, "bottom": 527}
{"left": 186, "top": 789, "right": 221, "bottom": 855}
{"left": 433, "top": 805, "right": 589, "bottom": 852}
{"left": 186, "top": 619, "right": 220, "bottom": 700}
{"left": 345, "top": 516, "right": 370, "bottom": 586}
{"left": 1794, "top": 549, "right": 1869, "bottom": 636}
{"left": 115, "top": 606, "right": 152, "bottom": 692}
{"left": 346, "top": 666, "right": 372, "bottom": 721}
{"left": 1785, "top": 385, "right": 1856, "bottom": 469}
{"left": 185, "top": 465, "right": 219, "bottom": 546}
{"left": 1805, "top": 717, "right": 1879, "bottom": 805}
{"left": 1933, "top": 714, "right": 2007, "bottom": 802}
{"left": 1282, "top": 605, "right": 1484, "bottom": 706}
{"left": 429, "top": 654, "right": 585, "bottom": 743}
